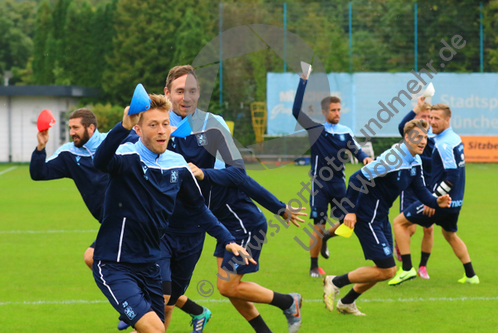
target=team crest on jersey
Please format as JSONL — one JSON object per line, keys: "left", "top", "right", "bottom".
{"left": 196, "top": 133, "right": 208, "bottom": 146}
{"left": 410, "top": 168, "right": 416, "bottom": 176}
{"left": 339, "top": 134, "right": 345, "bottom": 141}
{"left": 170, "top": 170, "right": 179, "bottom": 183}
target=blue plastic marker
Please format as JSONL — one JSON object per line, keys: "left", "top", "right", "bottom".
{"left": 128, "top": 83, "right": 151, "bottom": 115}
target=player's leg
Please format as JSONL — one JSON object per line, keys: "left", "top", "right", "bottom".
{"left": 134, "top": 312, "right": 165, "bottom": 333}
{"left": 217, "top": 224, "right": 302, "bottom": 333}
{"left": 93, "top": 260, "right": 165, "bottom": 333}
{"left": 175, "top": 295, "right": 211, "bottom": 333}
{"left": 390, "top": 202, "right": 430, "bottom": 285}
{"left": 438, "top": 214, "right": 479, "bottom": 283}
{"left": 324, "top": 218, "right": 396, "bottom": 315}
{"left": 417, "top": 225, "right": 434, "bottom": 279}
{"left": 309, "top": 189, "right": 329, "bottom": 277}
{"left": 168, "top": 233, "right": 209, "bottom": 332}
{"left": 84, "top": 241, "right": 95, "bottom": 269}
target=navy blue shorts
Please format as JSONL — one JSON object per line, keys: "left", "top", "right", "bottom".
{"left": 310, "top": 181, "right": 347, "bottom": 223}
{"left": 403, "top": 200, "right": 460, "bottom": 232}
{"left": 214, "top": 223, "right": 266, "bottom": 276}
{"left": 354, "top": 217, "right": 394, "bottom": 262}
{"left": 93, "top": 260, "right": 164, "bottom": 327}
{"left": 159, "top": 232, "right": 205, "bottom": 304}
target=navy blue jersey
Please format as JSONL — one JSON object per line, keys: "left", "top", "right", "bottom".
{"left": 166, "top": 109, "right": 246, "bottom": 235}
{"left": 292, "top": 78, "right": 368, "bottom": 185}
{"left": 431, "top": 127, "right": 465, "bottom": 211}
{"left": 344, "top": 143, "right": 438, "bottom": 223}
{"left": 398, "top": 110, "right": 435, "bottom": 185}
{"left": 204, "top": 167, "right": 286, "bottom": 238}
{"left": 93, "top": 122, "right": 234, "bottom": 264}
{"left": 30, "top": 129, "right": 109, "bottom": 222}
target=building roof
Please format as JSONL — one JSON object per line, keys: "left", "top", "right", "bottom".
{"left": 0, "top": 86, "right": 100, "bottom": 97}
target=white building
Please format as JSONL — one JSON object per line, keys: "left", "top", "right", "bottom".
{"left": 0, "top": 86, "right": 99, "bottom": 162}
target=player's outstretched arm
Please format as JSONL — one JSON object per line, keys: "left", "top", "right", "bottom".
{"left": 30, "top": 129, "right": 70, "bottom": 181}
{"left": 292, "top": 77, "right": 321, "bottom": 130}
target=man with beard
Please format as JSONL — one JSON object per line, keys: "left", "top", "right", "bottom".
{"left": 30, "top": 108, "right": 113, "bottom": 268}
{"left": 292, "top": 75, "right": 372, "bottom": 278}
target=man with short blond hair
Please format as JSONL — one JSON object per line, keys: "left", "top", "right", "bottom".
{"left": 323, "top": 119, "right": 451, "bottom": 315}
{"left": 92, "top": 94, "right": 252, "bottom": 333}
{"left": 389, "top": 103, "right": 478, "bottom": 286}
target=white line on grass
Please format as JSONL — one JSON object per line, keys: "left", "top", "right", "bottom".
{"left": 2, "top": 296, "right": 497, "bottom": 306}
{"left": 0, "top": 230, "right": 98, "bottom": 234}
{"left": 0, "top": 166, "right": 17, "bottom": 176}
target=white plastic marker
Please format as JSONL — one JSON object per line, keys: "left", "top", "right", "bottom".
{"left": 301, "top": 61, "right": 312, "bottom": 79}
{"left": 423, "top": 82, "right": 435, "bottom": 98}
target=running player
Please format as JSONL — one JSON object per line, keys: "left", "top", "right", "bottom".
{"left": 292, "top": 74, "right": 372, "bottom": 277}
{"left": 389, "top": 103, "right": 479, "bottom": 286}
{"left": 189, "top": 162, "right": 306, "bottom": 333}
{"left": 160, "top": 65, "right": 247, "bottom": 331}
{"left": 92, "top": 94, "right": 254, "bottom": 333}
{"left": 30, "top": 108, "right": 128, "bottom": 269}
{"left": 323, "top": 119, "right": 451, "bottom": 315}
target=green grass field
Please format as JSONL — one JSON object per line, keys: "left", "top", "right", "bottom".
{"left": 1, "top": 163, "right": 497, "bottom": 332}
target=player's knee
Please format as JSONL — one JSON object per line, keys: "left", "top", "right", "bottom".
{"left": 387, "top": 266, "right": 397, "bottom": 279}
{"left": 423, "top": 225, "right": 434, "bottom": 235}
{"left": 216, "top": 280, "right": 233, "bottom": 297}
{"left": 83, "top": 247, "right": 94, "bottom": 269}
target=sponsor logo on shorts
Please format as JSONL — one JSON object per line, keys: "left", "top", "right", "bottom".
{"left": 122, "top": 301, "right": 136, "bottom": 321}
{"left": 382, "top": 243, "right": 391, "bottom": 256}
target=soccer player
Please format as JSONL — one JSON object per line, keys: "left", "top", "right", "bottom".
{"left": 388, "top": 104, "right": 479, "bottom": 286}
{"left": 30, "top": 108, "right": 118, "bottom": 269}
{"left": 323, "top": 119, "right": 451, "bottom": 316}
{"left": 189, "top": 163, "right": 306, "bottom": 333}
{"left": 92, "top": 94, "right": 254, "bottom": 333}
{"left": 160, "top": 65, "right": 248, "bottom": 331}
{"left": 394, "top": 96, "right": 435, "bottom": 279}
{"left": 292, "top": 74, "right": 373, "bottom": 277}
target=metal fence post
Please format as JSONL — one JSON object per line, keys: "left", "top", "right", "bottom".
{"left": 219, "top": 3, "right": 223, "bottom": 108}
{"left": 284, "top": 2, "right": 287, "bottom": 73}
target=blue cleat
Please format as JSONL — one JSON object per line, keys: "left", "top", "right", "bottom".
{"left": 283, "top": 293, "right": 302, "bottom": 333}
{"left": 117, "top": 320, "right": 130, "bottom": 330}
{"left": 190, "top": 307, "right": 212, "bottom": 333}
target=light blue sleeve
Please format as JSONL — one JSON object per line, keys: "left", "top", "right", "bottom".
{"left": 436, "top": 142, "right": 458, "bottom": 169}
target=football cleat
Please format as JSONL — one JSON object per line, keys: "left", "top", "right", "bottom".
{"left": 388, "top": 267, "right": 417, "bottom": 286}
{"left": 417, "top": 266, "right": 430, "bottom": 279}
{"left": 323, "top": 275, "right": 340, "bottom": 312}
{"left": 283, "top": 293, "right": 302, "bottom": 333}
{"left": 190, "top": 307, "right": 212, "bottom": 333}
{"left": 336, "top": 299, "right": 365, "bottom": 316}
{"left": 458, "top": 274, "right": 480, "bottom": 284}
{"left": 310, "top": 267, "right": 321, "bottom": 278}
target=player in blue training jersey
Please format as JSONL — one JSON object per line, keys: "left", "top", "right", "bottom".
{"left": 323, "top": 119, "right": 451, "bottom": 316}
{"left": 92, "top": 94, "right": 254, "bottom": 333}
{"left": 389, "top": 103, "right": 479, "bottom": 286}
{"left": 189, "top": 163, "right": 307, "bottom": 333}
{"left": 292, "top": 75, "right": 372, "bottom": 277}
{"left": 30, "top": 108, "right": 108, "bottom": 269}
{"left": 158, "top": 65, "right": 248, "bottom": 332}
{"left": 395, "top": 96, "right": 435, "bottom": 279}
